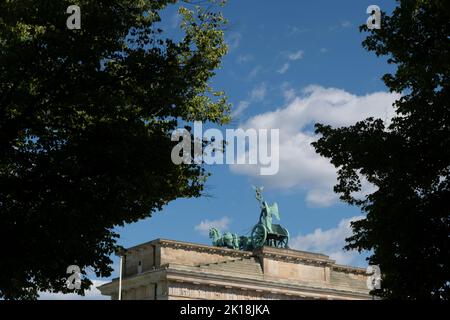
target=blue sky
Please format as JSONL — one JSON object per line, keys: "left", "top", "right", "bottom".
{"left": 116, "top": 0, "right": 398, "bottom": 265}
{"left": 44, "top": 0, "right": 401, "bottom": 298}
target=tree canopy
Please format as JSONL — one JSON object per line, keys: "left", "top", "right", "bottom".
{"left": 0, "top": 0, "right": 229, "bottom": 299}
{"left": 313, "top": 0, "right": 450, "bottom": 299}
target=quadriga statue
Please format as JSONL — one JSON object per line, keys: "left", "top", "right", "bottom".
{"left": 208, "top": 186, "right": 289, "bottom": 251}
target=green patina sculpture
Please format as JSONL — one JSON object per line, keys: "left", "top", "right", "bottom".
{"left": 209, "top": 228, "right": 253, "bottom": 251}
{"left": 209, "top": 228, "right": 240, "bottom": 250}
{"left": 209, "top": 186, "right": 290, "bottom": 251}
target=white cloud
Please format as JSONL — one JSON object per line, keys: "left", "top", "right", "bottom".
{"left": 288, "top": 50, "right": 304, "bottom": 61}
{"left": 237, "top": 54, "right": 254, "bottom": 64}
{"left": 330, "top": 20, "right": 352, "bottom": 31}
{"left": 277, "top": 63, "right": 290, "bottom": 74}
{"left": 341, "top": 20, "right": 352, "bottom": 28}
{"left": 281, "top": 82, "right": 296, "bottom": 102}
{"left": 290, "top": 216, "right": 365, "bottom": 265}
{"left": 230, "top": 85, "right": 400, "bottom": 207}
{"left": 232, "top": 101, "right": 250, "bottom": 117}
{"left": 232, "top": 83, "right": 267, "bottom": 117}
{"left": 277, "top": 51, "right": 303, "bottom": 76}
{"left": 247, "top": 65, "right": 262, "bottom": 80}
{"left": 250, "top": 83, "right": 267, "bottom": 102}
{"left": 195, "top": 217, "right": 231, "bottom": 236}
{"left": 226, "top": 32, "right": 242, "bottom": 51}
{"left": 288, "top": 26, "right": 309, "bottom": 36}
{"left": 38, "top": 280, "right": 109, "bottom": 300}
{"left": 320, "top": 48, "right": 328, "bottom": 54}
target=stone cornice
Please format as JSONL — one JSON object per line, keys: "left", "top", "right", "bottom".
{"left": 122, "top": 239, "right": 366, "bottom": 275}
{"left": 159, "top": 239, "right": 254, "bottom": 258}
{"left": 99, "top": 262, "right": 370, "bottom": 299}
{"left": 255, "top": 246, "right": 335, "bottom": 267}
{"left": 123, "top": 238, "right": 254, "bottom": 258}
{"left": 331, "top": 264, "right": 367, "bottom": 275}
{"left": 164, "top": 265, "right": 371, "bottom": 299}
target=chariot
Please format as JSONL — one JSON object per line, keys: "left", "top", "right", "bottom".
{"left": 208, "top": 186, "right": 290, "bottom": 251}
{"left": 250, "top": 187, "right": 290, "bottom": 249}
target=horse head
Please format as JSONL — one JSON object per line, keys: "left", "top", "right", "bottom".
{"left": 209, "top": 228, "right": 221, "bottom": 242}
{"left": 222, "top": 232, "right": 233, "bottom": 246}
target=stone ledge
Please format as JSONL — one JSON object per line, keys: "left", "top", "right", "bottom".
{"left": 125, "top": 238, "right": 254, "bottom": 258}
{"left": 126, "top": 238, "right": 335, "bottom": 263}
{"left": 165, "top": 266, "right": 371, "bottom": 299}
{"left": 120, "top": 239, "right": 367, "bottom": 279}
{"left": 160, "top": 239, "right": 254, "bottom": 258}
{"left": 331, "top": 264, "right": 367, "bottom": 275}
{"left": 255, "top": 246, "right": 334, "bottom": 267}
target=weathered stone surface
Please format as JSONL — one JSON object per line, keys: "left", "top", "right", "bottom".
{"left": 98, "top": 239, "right": 371, "bottom": 300}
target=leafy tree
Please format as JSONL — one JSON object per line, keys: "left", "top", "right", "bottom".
{"left": 313, "top": 0, "right": 450, "bottom": 299}
{"left": 0, "top": 0, "right": 229, "bottom": 299}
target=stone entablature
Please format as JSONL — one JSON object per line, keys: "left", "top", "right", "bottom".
{"left": 98, "top": 239, "right": 371, "bottom": 300}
